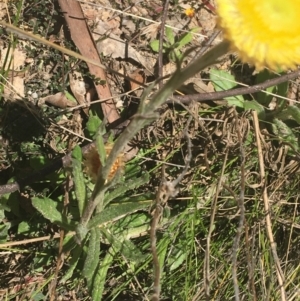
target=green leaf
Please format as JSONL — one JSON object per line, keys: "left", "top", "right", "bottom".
{"left": 169, "top": 248, "right": 187, "bottom": 271}
{"left": 0, "top": 194, "right": 11, "bottom": 216}
{"left": 64, "top": 90, "right": 77, "bottom": 103}
{"left": 92, "top": 245, "right": 118, "bottom": 301}
{"left": 157, "top": 235, "right": 170, "bottom": 274}
{"left": 210, "top": 68, "right": 244, "bottom": 107}
{"left": 32, "top": 197, "right": 74, "bottom": 230}
{"left": 276, "top": 79, "right": 288, "bottom": 98}
{"left": 244, "top": 100, "right": 266, "bottom": 120}
{"left": 72, "top": 145, "right": 86, "bottom": 216}
{"left": 18, "top": 221, "right": 30, "bottom": 234}
{"left": 100, "top": 227, "right": 143, "bottom": 262}
{"left": 86, "top": 113, "right": 102, "bottom": 138}
{"left": 104, "top": 173, "right": 150, "bottom": 206}
{"left": 176, "top": 31, "right": 193, "bottom": 49}
{"left": 112, "top": 212, "right": 150, "bottom": 240}
{"left": 5, "top": 192, "right": 20, "bottom": 217}
{"left": 114, "top": 212, "right": 149, "bottom": 230}
{"left": 272, "top": 118, "right": 299, "bottom": 151}
{"left": 170, "top": 48, "right": 182, "bottom": 61}
{"left": 149, "top": 40, "right": 160, "bottom": 53}
{"left": 275, "top": 105, "right": 300, "bottom": 124}
{"left": 31, "top": 292, "right": 45, "bottom": 301}
{"left": 72, "top": 156, "right": 87, "bottom": 217}
{"left": 255, "top": 70, "right": 288, "bottom": 107}
{"left": 72, "top": 145, "right": 82, "bottom": 161}
{"left": 61, "top": 243, "right": 83, "bottom": 283}
{"left": 0, "top": 222, "right": 10, "bottom": 242}
{"left": 0, "top": 208, "right": 5, "bottom": 220}
{"left": 88, "top": 201, "right": 150, "bottom": 229}
{"left": 165, "top": 26, "right": 175, "bottom": 45}
{"left": 75, "top": 223, "right": 89, "bottom": 243}
{"left": 255, "top": 69, "right": 275, "bottom": 106}
{"left": 288, "top": 106, "right": 300, "bottom": 124}
{"left": 29, "top": 155, "right": 47, "bottom": 170}
{"left": 82, "top": 228, "right": 101, "bottom": 285}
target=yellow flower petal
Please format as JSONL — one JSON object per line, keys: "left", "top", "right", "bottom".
{"left": 185, "top": 8, "right": 195, "bottom": 18}
{"left": 215, "top": 0, "right": 300, "bottom": 70}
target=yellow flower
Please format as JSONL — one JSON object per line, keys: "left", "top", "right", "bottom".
{"left": 185, "top": 7, "right": 195, "bottom": 18}
{"left": 215, "top": 0, "right": 300, "bottom": 70}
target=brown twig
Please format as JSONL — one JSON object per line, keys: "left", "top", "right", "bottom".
{"left": 172, "top": 69, "right": 300, "bottom": 104}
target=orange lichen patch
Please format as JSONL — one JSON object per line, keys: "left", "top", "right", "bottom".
{"left": 83, "top": 143, "right": 124, "bottom": 182}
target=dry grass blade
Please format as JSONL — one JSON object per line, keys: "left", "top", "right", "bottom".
{"left": 231, "top": 110, "right": 246, "bottom": 301}
{"left": 252, "top": 110, "right": 286, "bottom": 301}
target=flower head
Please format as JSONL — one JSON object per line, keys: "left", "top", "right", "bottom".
{"left": 84, "top": 143, "right": 124, "bottom": 182}
{"left": 215, "top": 0, "right": 300, "bottom": 70}
{"left": 185, "top": 7, "right": 195, "bottom": 18}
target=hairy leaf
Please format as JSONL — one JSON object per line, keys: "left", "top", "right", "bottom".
{"left": 71, "top": 152, "right": 86, "bottom": 217}
{"left": 82, "top": 228, "right": 101, "bottom": 285}
{"left": 61, "top": 244, "right": 83, "bottom": 283}
{"left": 88, "top": 201, "right": 150, "bottom": 229}
{"left": 32, "top": 197, "right": 74, "bottom": 230}
{"left": 92, "top": 245, "right": 118, "bottom": 300}
{"left": 104, "top": 173, "right": 149, "bottom": 206}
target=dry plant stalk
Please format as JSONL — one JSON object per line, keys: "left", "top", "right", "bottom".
{"left": 150, "top": 165, "right": 168, "bottom": 301}
{"left": 231, "top": 110, "right": 246, "bottom": 301}
{"left": 252, "top": 110, "right": 286, "bottom": 301}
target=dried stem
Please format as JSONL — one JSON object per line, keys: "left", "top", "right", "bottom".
{"left": 172, "top": 69, "right": 300, "bottom": 104}
{"left": 231, "top": 110, "right": 246, "bottom": 301}
{"left": 252, "top": 110, "right": 286, "bottom": 301}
